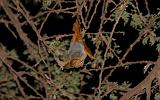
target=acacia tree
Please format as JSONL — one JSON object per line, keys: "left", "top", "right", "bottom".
{"left": 0, "top": 0, "right": 160, "bottom": 100}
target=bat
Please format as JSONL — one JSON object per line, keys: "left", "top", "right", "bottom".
{"left": 64, "top": 20, "right": 94, "bottom": 68}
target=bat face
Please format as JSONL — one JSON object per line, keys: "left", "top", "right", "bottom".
{"left": 63, "top": 20, "right": 94, "bottom": 69}
{"left": 64, "top": 54, "right": 85, "bottom": 68}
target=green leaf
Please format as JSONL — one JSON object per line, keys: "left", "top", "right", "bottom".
{"left": 156, "top": 43, "right": 160, "bottom": 53}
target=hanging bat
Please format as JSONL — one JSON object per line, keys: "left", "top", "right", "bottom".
{"left": 64, "top": 20, "right": 94, "bottom": 68}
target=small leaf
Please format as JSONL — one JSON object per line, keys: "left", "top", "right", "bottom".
{"left": 143, "top": 63, "right": 152, "bottom": 74}
{"left": 149, "top": 35, "right": 155, "bottom": 46}
{"left": 156, "top": 43, "right": 160, "bottom": 53}
{"left": 142, "top": 36, "right": 149, "bottom": 45}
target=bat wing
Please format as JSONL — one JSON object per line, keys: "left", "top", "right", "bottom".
{"left": 71, "top": 20, "right": 94, "bottom": 59}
